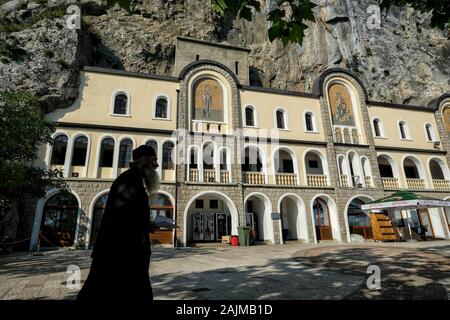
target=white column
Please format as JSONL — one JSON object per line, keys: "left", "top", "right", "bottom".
{"left": 158, "top": 143, "right": 163, "bottom": 179}
{"left": 112, "top": 142, "right": 119, "bottom": 178}
{"left": 84, "top": 136, "right": 92, "bottom": 178}
{"left": 214, "top": 147, "right": 219, "bottom": 182}
{"left": 63, "top": 137, "right": 74, "bottom": 178}
{"left": 199, "top": 148, "right": 204, "bottom": 182}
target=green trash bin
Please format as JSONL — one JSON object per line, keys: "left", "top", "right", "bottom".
{"left": 237, "top": 226, "right": 250, "bottom": 246}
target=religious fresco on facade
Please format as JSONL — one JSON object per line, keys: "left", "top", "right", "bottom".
{"left": 193, "top": 78, "right": 224, "bottom": 122}
{"left": 328, "top": 83, "right": 355, "bottom": 126}
{"left": 444, "top": 107, "right": 450, "bottom": 137}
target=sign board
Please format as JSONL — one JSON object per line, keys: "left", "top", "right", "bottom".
{"left": 271, "top": 212, "right": 281, "bottom": 220}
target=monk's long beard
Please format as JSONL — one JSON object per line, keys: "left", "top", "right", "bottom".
{"left": 143, "top": 166, "right": 160, "bottom": 193}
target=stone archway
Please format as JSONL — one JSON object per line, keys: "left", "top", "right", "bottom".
{"left": 310, "top": 194, "right": 341, "bottom": 243}
{"left": 278, "top": 194, "right": 308, "bottom": 243}
{"left": 244, "top": 193, "right": 274, "bottom": 244}
{"left": 183, "top": 191, "right": 239, "bottom": 246}
{"left": 344, "top": 195, "right": 375, "bottom": 242}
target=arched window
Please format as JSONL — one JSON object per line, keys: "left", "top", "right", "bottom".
{"left": 377, "top": 156, "right": 395, "bottom": 178}
{"left": 41, "top": 193, "right": 79, "bottom": 247}
{"left": 50, "top": 134, "right": 68, "bottom": 165}
{"left": 119, "top": 139, "right": 133, "bottom": 168}
{"left": 99, "top": 138, "right": 115, "bottom": 168}
{"left": 149, "top": 194, "right": 174, "bottom": 223}
{"left": 71, "top": 136, "right": 88, "bottom": 166}
{"left": 404, "top": 158, "right": 421, "bottom": 179}
{"left": 373, "top": 119, "right": 381, "bottom": 137}
{"left": 429, "top": 159, "right": 445, "bottom": 180}
{"left": 155, "top": 97, "right": 168, "bottom": 119}
{"left": 90, "top": 193, "right": 108, "bottom": 247}
{"left": 245, "top": 107, "right": 255, "bottom": 127}
{"left": 276, "top": 110, "right": 285, "bottom": 129}
{"left": 399, "top": 121, "right": 408, "bottom": 139}
{"left": 145, "top": 140, "right": 158, "bottom": 155}
{"left": 305, "top": 113, "right": 314, "bottom": 132}
{"left": 162, "top": 142, "right": 174, "bottom": 170}
{"left": 425, "top": 124, "right": 434, "bottom": 142}
{"left": 113, "top": 94, "right": 128, "bottom": 115}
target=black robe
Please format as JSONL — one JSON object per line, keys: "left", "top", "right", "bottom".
{"left": 77, "top": 166, "right": 152, "bottom": 301}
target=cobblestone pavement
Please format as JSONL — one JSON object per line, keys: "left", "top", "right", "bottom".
{"left": 0, "top": 241, "right": 449, "bottom": 300}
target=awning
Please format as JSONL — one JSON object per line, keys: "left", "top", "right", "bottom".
{"left": 361, "top": 190, "right": 450, "bottom": 211}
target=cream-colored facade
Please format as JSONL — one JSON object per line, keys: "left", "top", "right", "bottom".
{"left": 27, "top": 37, "right": 450, "bottom": 250}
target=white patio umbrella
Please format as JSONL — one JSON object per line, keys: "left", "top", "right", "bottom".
{"left": 361, "top": 191, "right": 450, "bottom": 241}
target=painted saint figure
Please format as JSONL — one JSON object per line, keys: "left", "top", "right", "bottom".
{"left": 202, "top": 86, "right": 212, "bottom": 119}
{"left": 335, "top": 92, "right": 351, "bottom": 123}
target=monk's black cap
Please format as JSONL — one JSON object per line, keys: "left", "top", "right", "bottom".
{"left": 132, "top": 145, "right": 156, "bottom": 161}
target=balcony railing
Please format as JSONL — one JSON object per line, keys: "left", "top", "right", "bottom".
{"left": 406, "top": 178, "right": 425, "bottom": 190}
{"left": 382, "top": 177, "right": 399, "bottom": 189}
{"left": 364, "top": 176, "right": 373, "bottom": 188}
{"left": 203, "top": 169, "right": 216, "bottom": 182}
{"left": 275, "top": 173, "right": 298, "bottom": 186}
{"left": 433, "top": 179, "right": 450, "bottom": 191}
{"left": 307, "top": 175, "right": 328, "bottom": 187}
{"left": 340, "top": 175, "right": 349, "bottom": 187}
{"left": 220, "top": 170, "right": 230, "bottom": 183}
{"left": 243, "top": 172, "right": 265, "bottom": 184}
{"left": 189, "top": 168, "right": 199, "bottom": 182}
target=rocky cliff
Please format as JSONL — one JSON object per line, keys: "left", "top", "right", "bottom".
{"left": 0, "top": 0, "right": 449, "bottom": 111}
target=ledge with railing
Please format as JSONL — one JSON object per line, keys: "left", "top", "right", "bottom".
{"left": 382, "top": 177, "right": 399, "bottom": 189}
{"left": 307, "top": 174, "right": 328, "bottom": 187}
{"left": 189, "top": 168, "right": 199, "bottom": 182}
{"left": 275, "top": 173, "right": 298, "bottom": 186}
{"left": 189, "top": 168, "right": 231, "bottom": 183}
{"left": 364, "top": 176, "right": 373, "bottom": 188}
{"left": 220, "top": 170, "right": 230, "bottom": 183}
{"left": 433, "top": 179, "right": 450, "bottom": 191}
{"left": 340, "top": 175, "right": 349, "bottom": 187}
{"left": 406, "top": 178, "right": 425, "bottom": 190}
{"left": 203, "top": 169, "right": 216, "bottom": 182}
{"left": 243, "top": 172, "right": 266, "bottom": 184}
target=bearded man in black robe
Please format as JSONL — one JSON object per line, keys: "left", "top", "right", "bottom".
{"left": 77, "top": 145, "right": 160, "bottom": 301}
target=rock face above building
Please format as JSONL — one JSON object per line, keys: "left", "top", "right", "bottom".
{"left": 0, "top": 0, "right": 449, "bottom": 111}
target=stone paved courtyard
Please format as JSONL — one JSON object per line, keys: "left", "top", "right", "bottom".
{"left": 0, "top": 241, "right": 449, "bottom": 300}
